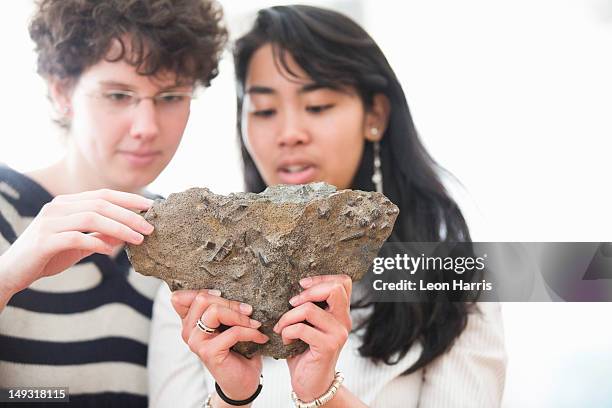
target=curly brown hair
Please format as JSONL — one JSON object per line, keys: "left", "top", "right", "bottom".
{"left": 29, "top": 0, "right": 228, "bottom": 88}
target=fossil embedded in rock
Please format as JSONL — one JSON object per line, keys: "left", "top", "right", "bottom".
{"left": 126, "top": 182, "right": 398, "bottom": 359}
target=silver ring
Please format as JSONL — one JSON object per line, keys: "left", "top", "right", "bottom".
{"left": 196, "top": 318, "right": 217, "bottom": 334}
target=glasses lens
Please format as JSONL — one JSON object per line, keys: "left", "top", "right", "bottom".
{"left": 155, "top": 92, "right": 193, "bottom": 113}
{"left": 100, "top": 90, "right": 135, "bottom": 109}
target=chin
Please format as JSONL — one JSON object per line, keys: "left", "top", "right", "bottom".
{"left": 114, "top": 172, "right": 158, "bottom": 192}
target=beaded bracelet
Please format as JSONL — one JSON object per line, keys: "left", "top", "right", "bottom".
{"left": 291, "top": 371, "right": 344, "bottom": 408}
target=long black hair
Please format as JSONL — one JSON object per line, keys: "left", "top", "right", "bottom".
{"left": 234, "top": 5, "right": 475, "bottom": 374}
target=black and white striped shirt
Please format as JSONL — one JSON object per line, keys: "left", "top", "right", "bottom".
{"left": 0, "top": 165, "right": 161, "bottom": 407}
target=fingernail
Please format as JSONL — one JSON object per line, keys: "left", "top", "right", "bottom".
{"left": 144, "top": 223, "right": 154, "bottom": 234}
{"left": 208, "top": 289, "right": 221, "bottom": 296}
{"left": 273, "top": 323, "right": 279, "bottom": 333}
{"left": 134, "top": 233, "right": 144, "bottom": 243}
{"left": 300, "top": 277, "right": 312, "bottom": 288}
{"left": 240, "top": 303, "right": 252, "bottom": 314}
{"left": 250, "top": 319, "right": 261, "bottom": 328}
{"left": 289, "top": 296, "right": 299, "bottom": 306}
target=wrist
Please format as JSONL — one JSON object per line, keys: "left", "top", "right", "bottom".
{"left": 291, "top": 371, "right": 344, "bottom": 408}
{"left": 292, "top": 370, "right": 336, "bottom": 402}
{"left": 216, "top": 374, "right": 261, "bottom": 402}
{"left": 210, "top": 393, "right": 253, "bottom": 408}
{"left": 213, "top": 374, "right": 263, "bottom": 407}
{"left": 0, "top": 254, "right": 19, "bottom": 310}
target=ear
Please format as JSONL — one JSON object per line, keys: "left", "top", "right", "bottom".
{"left": 48, "top": 78, "right": 74, "bottom": 118}
{"left": 364, "top": 93, "right": 391, "bottom": 142}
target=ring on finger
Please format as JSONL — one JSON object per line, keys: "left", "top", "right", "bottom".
{"left": 196, "top": 318, "right": 218, "bottom": 334}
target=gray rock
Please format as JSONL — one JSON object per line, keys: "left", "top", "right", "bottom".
{"left": 127, "top": 182, "right": 398, "bottom": 359}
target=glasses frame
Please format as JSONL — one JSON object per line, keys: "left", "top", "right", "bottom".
{"left": 87, "top": 88, "right": 197, "bottom": 112}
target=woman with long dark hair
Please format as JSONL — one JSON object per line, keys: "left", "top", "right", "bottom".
{"left": 149, "top": 5, "right": 506, "bottom": 407}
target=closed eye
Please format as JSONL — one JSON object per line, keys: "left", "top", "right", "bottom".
{"left": 252, "top": 109, "right": 276, "bottom": 117}
{"left": 103, "top": 90, "right": 134, "bottom": 102}
{"left": 156, "top": 92, "right": 191, "bottom": 104}
{"left": 306, "top": 104, "right": 334, "bottom": 114}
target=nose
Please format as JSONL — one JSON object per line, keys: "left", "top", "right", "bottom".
{"left": 129, "top": 99, "right": 160, "bottom": 140}
{"left": 277, "top": 110, "right": 310, "bottom": 148}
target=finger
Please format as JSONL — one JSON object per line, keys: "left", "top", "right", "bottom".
{"left": 281, "top": 322, "right": 326, "bottom": 347}
{"left": 89, "top": 232, "right": 124, "bottom": 248}
{"left": 171, "top": 290, "right": 217, "bottom": 319}
{"left": 45, "top": 199, "right": 154, "bottom": 236}
{"left": 326, "top": 284, "right": 352, "bottom": 329}
{"left": 273, "top": 302, "right": 337, "bottom": 335}
{"left": 199, "top": 303, "right": 261, "bottom": 332}
{"left": 291, "top": 281, "right": 350, "bottom": 310}
{"left": 290, "top": 282, "right": 351, "bottom": 328}
{"left": 46, "top": 231, "right": 114, "bottom": 255}
{"left": 187, "top": 321, "right": 219, "bottom": 352}
{"left": 51, "top": 212, "right": 144, "bottom": 244}
{"left": 299, "top": 274, "right": 352, "bottom": 299}
{"left": 52, "top": 189, "right": 154, "bottom": 211}
{"left": 199, "top": 326, "right": 269, "bottom": 361}
{"left": 183, "top": 293, "right": 253, "bottom": 339}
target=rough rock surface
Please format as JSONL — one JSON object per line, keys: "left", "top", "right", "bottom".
{"left": 127, "top": 182, "right": 398, "bottom": 359}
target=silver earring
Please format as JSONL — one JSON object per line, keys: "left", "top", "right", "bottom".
{"left": 372, "top": 140, "right": 383, "bottom": 193}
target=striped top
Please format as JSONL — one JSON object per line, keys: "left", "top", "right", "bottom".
{"left": 0, "top": 165, "right": 161, "bottom": 407}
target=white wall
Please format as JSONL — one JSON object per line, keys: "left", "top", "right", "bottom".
{"left": 362, "top": 2, "right": 612, "bottom": 406}
{"left": 1, "top": 1, "right": 611, "bottom": 406}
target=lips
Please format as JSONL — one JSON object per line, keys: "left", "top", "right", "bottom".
{"left": 277, "top": 160, "right": 317, "bottom": 184}
{"left": 118, "top": 150, "right": 161, "bottom": 166}
{"left": 284, "top": 164, "right": 310, "bottom": 173}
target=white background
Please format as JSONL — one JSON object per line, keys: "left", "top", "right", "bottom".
{"left": 1, "top": 1, "right": 611, "bottom": 406}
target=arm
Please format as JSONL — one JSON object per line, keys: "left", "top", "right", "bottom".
{"left": 311, "top": 386, "right": 368, "bottom": 408}
{"left": 148, "top": 285, "right": 261, "bottom": 408}
{"left": 148, "top": 284, "right": 210, "bottom": 408}
{"left": 418, "top": 302, "right": 507, "bottom": 407}
{"left": 275, "top": 275, "right": 369, "bottom": 407}
{"left": 0, "top": 253, "right": 16, "bottom": 312}
{"left": 151, "top": 285, "right": 268, "bottom": 408}
{"left": 0, "top": 189, "right": 154, "bottom": 313}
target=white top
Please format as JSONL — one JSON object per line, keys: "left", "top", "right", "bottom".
{"left": 148, "top": 284, "right": 507, "bottom": 408}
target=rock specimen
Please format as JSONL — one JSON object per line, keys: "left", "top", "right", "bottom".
{"left": 127, "top": 182, "right": 398, "bottom": 359}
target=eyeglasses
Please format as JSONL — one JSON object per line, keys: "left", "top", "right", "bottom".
{"left": 88, "top": 89, "right": 195, "bottom": 114}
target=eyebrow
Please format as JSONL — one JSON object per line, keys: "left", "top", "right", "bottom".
{"left": 246, "top": 82, "right": 332, "bottom": 95}
{"left": 99, "top": 80, "right": 134, "bottom": 89}
{"left": 98, "top": 80, "right": 190, "bottom": 91}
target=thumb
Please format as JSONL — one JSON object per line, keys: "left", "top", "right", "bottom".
{"left": 170, "top": 289, "right": 199, "bottom": 318}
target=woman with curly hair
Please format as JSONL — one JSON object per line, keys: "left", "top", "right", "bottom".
{"left": 150, "top": 5, "right": 506, "bottom": 408}
{"left": 0, "top": 0, "right": 227, "bottom": 406}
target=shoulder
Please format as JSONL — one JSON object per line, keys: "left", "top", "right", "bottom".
{"left": 0, "top": 164, "right": 53, "bottom": 248}
{"left": 0, "top": 165, "right": 26, "bottom": 214}
{"left": 0, "top": 164, "right": 52, "bottom": 217}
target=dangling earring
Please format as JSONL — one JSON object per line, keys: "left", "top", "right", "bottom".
{"left": 370, "top": 128, "right": 383, "bottom": 193}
